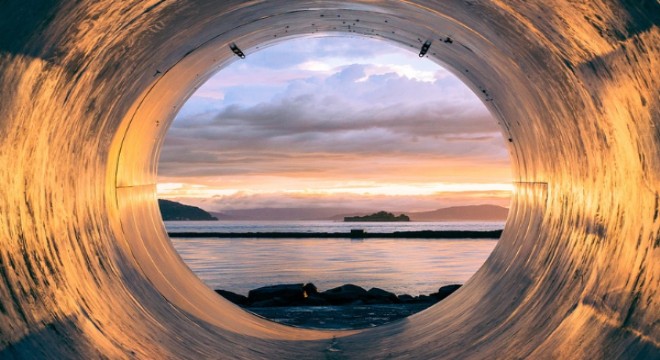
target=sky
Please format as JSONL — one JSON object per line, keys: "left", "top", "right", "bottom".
{"left": 157, "top": 36, "right": 512, "bottom": 213}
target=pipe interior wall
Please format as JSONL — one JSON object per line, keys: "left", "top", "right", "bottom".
{"left": 0, "top": 0, "right": 658, "bottom": 358}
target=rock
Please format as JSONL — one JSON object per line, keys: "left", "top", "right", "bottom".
{"left": 303, "top": 283, "right": 318, "bottom": 296}
{"left": 215, "top": 289, "right": 248, "bottom": 306}
{"left": 302, "top": 293, "right": 330, "bottom": 306}
{"left": 416, "top": 295, "right": 435, "bottom": 303}
{"left": 247, "top": 284, "right": 305, "bottom": 304}
{"left": 367, "top": 287, "right": 399, "bottom": 304}
{"left": 249, "top": 297, "right": 291, "bottom": 307}
{"left": 222, "top": 283, "right": 463, "bottom": 308}
{"left": 320, "top": 284, "right": 369, "bottom": 305}
{"left": 430, "top": 284, "right": 462, "bottom": 301}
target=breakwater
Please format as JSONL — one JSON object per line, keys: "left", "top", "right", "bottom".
{"left": 168, "top": 230, "right": 502, "bottom": 239}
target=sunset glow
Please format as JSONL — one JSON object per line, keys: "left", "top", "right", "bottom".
{"left": 157, "top": 36, "right": 512, "bottom": 213}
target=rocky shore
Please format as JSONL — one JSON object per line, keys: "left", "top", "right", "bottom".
{"left": 215, "top": 283, "right": 461, "bottom": 329}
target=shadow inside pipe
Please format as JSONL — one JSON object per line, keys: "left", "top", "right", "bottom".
{"left": 0, "top": 0, "right": 61, "bottom": 55}
{"left": 0, "top": 317, "right": 91, "bottom": 359}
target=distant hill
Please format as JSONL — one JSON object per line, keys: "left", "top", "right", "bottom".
{"left": 210, "top": 207, "right": 374, "bottom": 221}
{"left": 199, "top": 204, "right": 508, "bottom": 222}
{"left": 345, "top": 211, "right": 410, "bottom": 222}
{"left": 408, "top": 204, "right": 508, "bottom": 221}
{"left": 158, "top": 199, "right": 218, "bottom": 221}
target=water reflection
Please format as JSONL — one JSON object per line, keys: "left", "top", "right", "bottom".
{"left": 172, "top": 237, "right": 497, "bottom": 296}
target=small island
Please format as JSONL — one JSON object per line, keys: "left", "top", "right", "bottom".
{"left": 344, "top": 211, "right": 410, "bottom": 222}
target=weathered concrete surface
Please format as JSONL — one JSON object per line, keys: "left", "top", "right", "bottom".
{"left": 0, "top": 1, "right": 658, "bottom": 358}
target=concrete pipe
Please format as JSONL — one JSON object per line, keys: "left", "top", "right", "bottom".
{"left": 0, "top": 0, "right": 658, "bottom": 358}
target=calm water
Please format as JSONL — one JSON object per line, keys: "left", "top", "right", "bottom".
{"left": 167, "top": 221, "right": 502, "bottom": 296}
{"left": 165, "top": 220, "right": 505, "bottom": 233}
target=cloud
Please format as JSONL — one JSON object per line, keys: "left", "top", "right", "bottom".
{"left": 161, "top": 63, "right": 506, "bottom": 173}
{"left": 157, "top": 36, "right": 511, "bottom": 209}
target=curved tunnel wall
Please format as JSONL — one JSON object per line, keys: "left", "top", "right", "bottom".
{"left": 0, "top": 1, "right": 658, "bottom": 358}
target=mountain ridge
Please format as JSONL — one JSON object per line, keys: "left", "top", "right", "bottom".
{"left": 209, "top": 207, "right": 376, "bottom": 221}
{"left": 213, "top": 204, "right": 508, "bottom": 221}
{"left": 408, "top": 204, "right": 508, "bottom": 221}
{"left": 159, "top": 200, "right": 508, "bottom": 222}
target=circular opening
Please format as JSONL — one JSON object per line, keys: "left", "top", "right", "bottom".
{"left": 4, "top": 0, "right": 655, "bottom": 357}
{"left": 156, "top": 36, "right": 512, "bottom": 329}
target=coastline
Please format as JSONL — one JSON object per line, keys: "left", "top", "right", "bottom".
{"left": 216, "top": 283, "right": 462, "bottom": 329}
{"left": 168, "top": 229, "right": 502, "bottom": 239}
{"left": 246, "top": 303, "right": 434, "bottom": 329}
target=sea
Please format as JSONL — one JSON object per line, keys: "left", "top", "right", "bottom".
{"left": 166, "top": 221, "right": 503, "bottom": 296}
